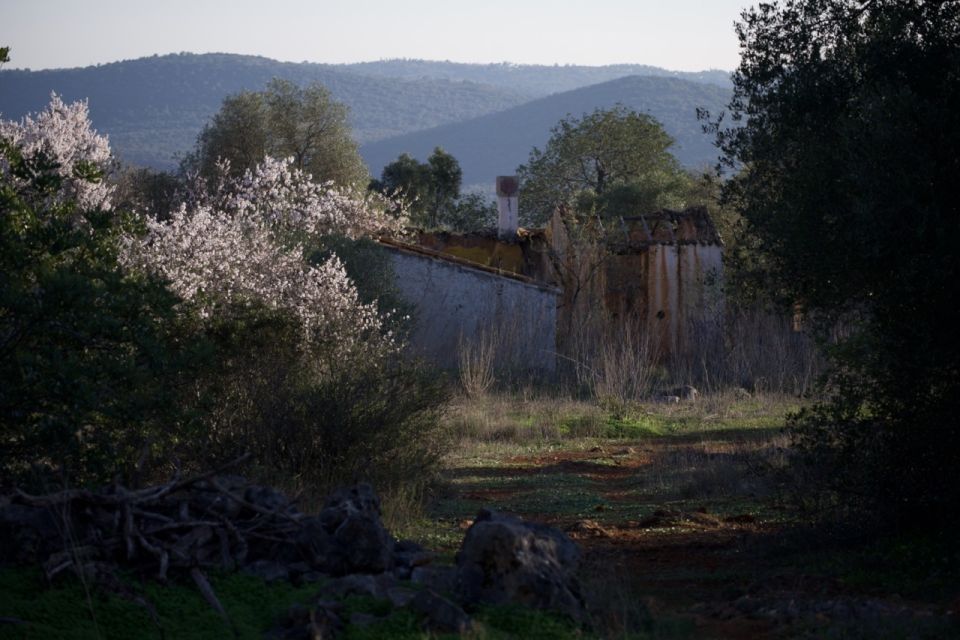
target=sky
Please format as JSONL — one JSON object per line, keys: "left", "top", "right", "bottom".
{"left": 2, "top": 0, "right": 749, "bottom": 71}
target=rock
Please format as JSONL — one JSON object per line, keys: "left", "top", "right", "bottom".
{"left": 393, "top": 539, "right": 433, "bottom": 573}
{"left": 674, "top": 385, "right": 700, "bottom": 401}
{"left": 243, "top": 559, "right": 289, "bottom": 583}
{"left": 410, "top": 565, "right": 457, "bottom": 593}
{"left": 321, "top": 572, "right": 397, "bottom": 599}
{"left": 386, "top": 586, "right": 417, "bottom": 607}
{"left": 318, "top": 484, "right": 393, "bottom": 576}
{"left": 319, "top": 484, "right": 382, "bottom": 533}
{"left": 455, "top": 509, "right": 585, "bottom": 621}
{"left": 408, "top": 589, "right": 473, "bottom": 634}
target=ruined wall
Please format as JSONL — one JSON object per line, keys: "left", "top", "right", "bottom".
{"left": 383, "top": 244, "right": 559, "bottom": 374}
{"left": 642, "top": 244, "right": 723, "bottom": 356}
{"left": 545, "top": 209, "right": 724, "bottom": 359}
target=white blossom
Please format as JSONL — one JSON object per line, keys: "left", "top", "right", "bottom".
{"left": 123, "top": 156, "right": 403, "bottom": 364}
{"left": 186, "top": 155, "right": 407, "bottom": 240}
{"left": 0, "top": 93, "right": 114, "bottom": 211}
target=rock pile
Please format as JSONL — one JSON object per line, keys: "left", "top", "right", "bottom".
{"left": 0, "top": 473, "right": 584, "bottom": 637}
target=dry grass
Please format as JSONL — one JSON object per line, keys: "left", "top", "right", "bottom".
{"left": 444, "top": 389, "right": 800, "bottom": 445}
{"left": 458, "top": 326, "right": 498, "bottom": 398}
{"left": 444, "top": 393, "right": 606, "bottom": 443}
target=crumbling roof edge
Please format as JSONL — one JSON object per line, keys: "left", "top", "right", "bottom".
{"left": 555, "top": 205, "right": 724, "bottom": 247}
{"left": 377, "top": 237, "right": 562, "bottom": 295}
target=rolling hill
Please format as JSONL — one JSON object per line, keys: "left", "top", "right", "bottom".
{"left": 360, "top": 75, "right": 730, "bottom": 187}
{"left": 0, "top": 53, "right": 529, "bottom": 169}
{"left": 339, "top": 59, "right": 731, "bottom": 95}
{"left": 0, "top": 55, "right": 731, "bottom": 176}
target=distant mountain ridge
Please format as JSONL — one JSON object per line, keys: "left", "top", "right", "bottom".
{"left": 361, "top": 75, "right": 730, "bottom": 187}
{"left": 338, "top": 59, "right": 731, "bottom": 95}
{"left": 0, "top": 53, "right": 730, "bottom": 174}
{"left": 0, "top": 53, "right": 528, "bottom": 169}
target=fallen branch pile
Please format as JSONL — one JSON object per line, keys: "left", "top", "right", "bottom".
{"left": 0, "top": 458, "right": 410, "bottom": 630}
{"left": 0, "top": 468, "right": 593, "bottom": 638}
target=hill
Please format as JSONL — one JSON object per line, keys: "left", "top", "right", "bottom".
{"left": 360, "top": 75, "right": 730, "bottom": 187}
{"left": 339, "top": 59, "right": 731, "bottom": 95}
{"left": 0, "top": 53, "right": 529, "bottom": 169}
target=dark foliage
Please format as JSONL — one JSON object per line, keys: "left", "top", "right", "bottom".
{"left": 0, "top": 141, "right": 205, "bottom": 486}
{"left": 715, "top": 0, "right": 960, "bottom": 528}
{"left": 192, "top": 309, "right": 449, "bottom": 499}
{"left": 370, "top": 148, "right": 495, "bottom": 230}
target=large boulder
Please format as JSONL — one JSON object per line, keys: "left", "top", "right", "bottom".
{"left": 455, "top": 509, "right": 585, "bottom": 621}
{"left": 313, "top": 484, "right": 393, "bottom": 576}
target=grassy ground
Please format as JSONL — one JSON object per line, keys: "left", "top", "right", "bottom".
{"left": 0, "top": 568, "right": 587, "bottom": 640}
{"left": 396, "top": 391, "right": 959, "bottom": 639}
{"left": 1, "top": 391, "right": 957, "bottom": 639}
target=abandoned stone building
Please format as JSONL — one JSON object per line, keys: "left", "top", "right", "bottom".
{"left": 377, "top": 177, "right": 723, "bottom": 377}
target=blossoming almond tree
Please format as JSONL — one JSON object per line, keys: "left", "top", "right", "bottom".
{"left": 123, "top": 155, "right": 406, "bottom": 366}
{"left": 194, "top": 155, "right": 405, "bottom": 240}
{"left": 0, "top": 93, "right": 114, "bottom": 211}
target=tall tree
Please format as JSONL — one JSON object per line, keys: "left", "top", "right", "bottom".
{"left": 186, "top": 79, "right": 368, "bottom": 187}
{"left": 715, "top": 0, "right": 960, "bottom": 526}
{"left": 371, "top": 147, "right": 474, "bottom": 229}
{"left": 517, "top": 106, "right": 687, "bottom": 224}
{"left": 426, "top": 147, "right": 462, "bottom": 227}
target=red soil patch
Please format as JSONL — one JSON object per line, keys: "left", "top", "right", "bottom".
{"left": 461, "top": 449, "right": 789, "bottom": 638}
{"left": 462, "top": 487, "right": 525, "bottom": 502}
{"left": 507, "top": 450, "right": 650, "bottom": 484}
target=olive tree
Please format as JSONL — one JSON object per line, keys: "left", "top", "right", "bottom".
{"left": 713, "top": 0, "right": 960, "bottom": 527}
{"left": 517, "top": 106, "right": 689, "bottom": 225}
{"left": 186, "top": 79, "right": 368, "bottom": 187}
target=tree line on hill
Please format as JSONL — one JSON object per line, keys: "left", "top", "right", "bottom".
{"left": 0, "top": 54, "right": 732, "bottom": 174}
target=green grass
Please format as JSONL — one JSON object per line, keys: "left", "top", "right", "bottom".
{"left": 0, "top": 568, "right": 317, "bottom": 640}
{"left": 0, "top": 568, "right": 624, "bottom": 640}
{"left": 0, "top": 569, "right": 600, "bottom": 640}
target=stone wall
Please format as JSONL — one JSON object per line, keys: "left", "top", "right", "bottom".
{"left": 383, "top": 243, "right": 559, "bottom": 375}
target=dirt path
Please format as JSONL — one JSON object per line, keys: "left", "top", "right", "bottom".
{"left": 433, "top": 441, "right": 955, "bottom": 639}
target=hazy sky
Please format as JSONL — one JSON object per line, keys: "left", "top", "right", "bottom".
{"left": 2, "top": 0, "right": 749, "bottom": 71}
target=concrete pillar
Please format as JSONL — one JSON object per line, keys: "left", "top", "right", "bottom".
{"left": 496, "top": 175, "right": 519, "bottom": 239}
